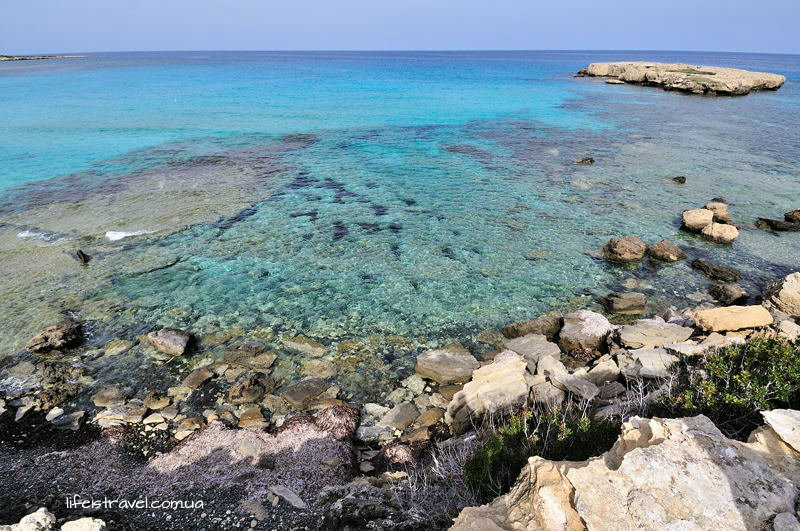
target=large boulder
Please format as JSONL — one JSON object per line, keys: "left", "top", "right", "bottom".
{"left": 445, "top": 351, "right": 529, "bottom": 435}
{"left": 618, "top": 348, "right": 678, "bottom": 379}
{"left": 25, "top": 319, "right": 82, "bottom": 353}
{"left": 601, "top": 292, "right": 646, "bottom": 314}
{"left": 558, "top": 310, "right": 614, "bottom": 352}
{"left": 709, "top": 283, "right": 747, "bottom": 305}
{"left": 649, "top": 239, "right": 687, "bottom": 262}
{"left": 682, "top": 208, "right": 714, "bottom": 231}
{"left": 602, "top": 236, "right": 647, "bottom": 262}
{"left": 705, "top": 201, "right": 733, "bottom": 223}
{"left": 451, "top": 412, "right": 800, "bottom": 531}
{"left": 415, "top": 343, "right": 479, "bottom": 385}
{"left": 618, "top": 317, "right": 693, "bottom": 349}
{"left": 692, "top": 305, "right": 774, "bottom": 332}
{"left": 146, "top": 328, "right": 192, "bottom": 356}
{"left": 765, "top": 272, "right": 800, "bottom": 318}
{"left": 503, "top": 334, "right": 561, "bottom": 371}
{"left": 701, "top": 222, "right": 739, "bottom": 243}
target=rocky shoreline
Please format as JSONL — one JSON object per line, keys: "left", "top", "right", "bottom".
{"left": 576, "top": 61, "right": 786, "bottom": 95}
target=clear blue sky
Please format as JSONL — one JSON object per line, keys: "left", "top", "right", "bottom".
{"left": 2, "top": 0, "right": 798, "bottom": 55}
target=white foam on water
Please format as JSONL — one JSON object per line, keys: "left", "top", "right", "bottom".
{"left": 105, "top": 230, "right": 154, "bottom": 241}
{"left": 17, "top": 230, "right": 72, "bottom": 244}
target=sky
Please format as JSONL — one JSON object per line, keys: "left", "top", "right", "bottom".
{"left": 2, "top": 0, "right": 798, "bottom": 55}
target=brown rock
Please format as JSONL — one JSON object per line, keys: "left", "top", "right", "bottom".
{"left": 281, "top": 378, "right": 330, "bottom": 408}
{"left": 692, "top": 305, "right": 774, "bottom": 332}
{"left": 649, "top": 239, "right": 687, "bottom": 262}
{"left": 786, "top": 209, "right": 800, "bottom": 223}
{"left": 709, "top": 284, "right": 746, "bottom": 305}
{"left": 146, "top": 328, "right": 192, "bottom": 356}
{"left": 602, "top": 292, "right": 646, "bottom": 314}
{"left": 182, "top": 368, "right": 214, "bottom": 389}
{"left": 602, "top": 236, "right": 647, "bottom": 262}
{"left": 501, "top": 315, "right": 562, "bottom": 341}
{"left": 692, "top": 259, "right": 741, "bottom": 282}
{"left": 25, "top": 319, "right": 82, "bottom": 353}
{"left": 229, "top": 373, "right": 273, "bottom": 404}
{"left": 415, "top": 343, "right": 479, "bottom": 385}
{"left": 143, "top": 391, "right": 170, "bottom": 410}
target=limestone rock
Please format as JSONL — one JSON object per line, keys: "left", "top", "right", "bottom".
{"left": 503, "top": 334, "right": 561, "bottom": 371}
{"left": 142, "top": 391, "right": 170, "bottom": 410}
{"left": 602, "top": 292, "right": 646, "bottom": 314}
{"left": 377, "top": 402, "right": 418, "bottom": 430}
{"left": 765, "top": 272, "right": 800, "bottom": 317}
{"left": 549, "top": 370, "right": 599, "bottom": 401}
{"left": 705, "top": 201, "right": 733, "bottom": 223}
{"left": 682, "top": 208, "right": 714, "bottom": 231}
{"left": 445, "top": 351, "right": 529, "bottom": 435}
{"left": 618, "top": 317, "right": 693, "bottom": 348}
{"left": 146, "top": 328, "right": 192, "bottom": 356}
{"left": 602, "top": 236, "right": 647, "bottom": 262}
{"left": 618, "top": 348, "right": 678, "bottom": 379}
{"left": 91, "top": 386, "right": 132, "bottom": 408}
{"left": 692, "top": 258, "right": 742, "bottom": 282}
{"left": 701, "top": 222, "right": 739, "bottom": 243}
{"left": 182, "top": 368, "right": 213, "bottom": 389}
{"left": 229, "top": 373, "right": 273, "bottom": 404}
{"left": 558, "top": 310, "right": 614, "bottom": 352}
{"left": 8, "top": 508, "right": 57, "bottom": 531}
{"left": 61, "top": 518, "right": 107, "bottom": 531}
{"left": 649, "top": 239, "right": 687, "bottom": 262}
{"left": 530, "top": 381, "right": 565, "bottom": 408}
{"left": 415, "top": 343, "right": 479, "bottom": 385}
{"left": 25, "top": 320, "right": 82, "bottom": 353}
{"left": 586, "top": 357, "right": 620, "bottom": 386}
{"left": 581, "top": 61, "right": 786, "bottom": 95}
{"left": 762, "top": 409, "right": 800, "bottom": 453}
{"left": 501, "top": 315, "right": 562, "bottom": 341}
{"left": 693, "top": 305, "right": 774, "bottom": 332}
{"left": 774, "top": 513, "right": 800, "bottom": 531}
{"left": 280, "top": 378, "right": 329, "bottom": 408}
{"left": 786, "top": 209, "right": 800, "bottom": 224}
{"left": 778, "top": 320, "right": 800, "bottom": 341}
{"left": 451, "top": 413, "right": 800, "bottom": 531}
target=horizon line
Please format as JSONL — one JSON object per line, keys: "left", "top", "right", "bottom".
{"left": 5, "top": 48, "right": 800, "bottom": 57}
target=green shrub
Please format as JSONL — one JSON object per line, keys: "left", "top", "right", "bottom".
{"left": 463, "top": 406, "right": 620, "bottom": 502}
{"left": 652, "top": 338, "right": 800, "bottom": 440}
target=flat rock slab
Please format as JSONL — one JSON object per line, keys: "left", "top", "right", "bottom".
{"left": 580, "top": 61, "right": 786, "bottom": 95}
{"left": 503, "top": 334, "right": 561, "bottom": 370}
{"left": 146, "top": 328, "right": 192, "bottom": 356}
{"left": 415, "top": 343, "right": 479, "bottom": 385}
{"left": 281, "top": 378, "right": 330, "bottom": 408}
{"left": 693, "top": 305, "right": 774, "bottom": 332}
{"left": 619, "top": 348, "right": 678, "bottom": 379}
{"left": 619, "top": 318, "right": 693, "bottom": 348}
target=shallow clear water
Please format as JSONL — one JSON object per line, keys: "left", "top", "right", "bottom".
{"left": 1, "top": 51, "right": 799, "bottom": 396}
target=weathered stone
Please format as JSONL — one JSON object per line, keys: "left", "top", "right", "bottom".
{"left": 25, "top": 319, "right": 82, "bottom": 353}
{"left": 586, "top": 357, "right": 620, "bottom": 386}
{"left": 415, "top": 343, "right": 479, "bottom": 385}
{"left": 618, "top": 348, "right": 678, "bottom": 379}
{"left": 142, "top": 391, "right": 170, "bottom": 410}
{"left": 503, "top": 334, "right": 561, "bottom": 371}
{"left": 576, "top": 156, "right": 594, "bottom": 164}
{"left": 649, "top": 239, "right": 687, "bottom": 262}
{"left": 558, "top": 310, "right": 614, "bottom": 352}
{"left": 701, "top": 222, "right": 739, "bottom": 243}
{"left": 599, "top": 381, "right": 626, "bottom": 399}
{"left": 530, "top": 381, "right": 565, "bottom": 408}
{"left": 238, "top": 407, "right": 267, "bottom": 428}
{"left": 228, "top": 373, "right": 273, "bottom": 405}
{"left": 143, "top": 412, "right": 165, "bottom": 425}
{"left": 146, "top": 328, "right": 192, "bottom": 356}
{"left": 300, "top": 359, "right": 336, "bottom": 379}
{"left": 270, "top": 485, "right": 307, "bottom": 509}
{"left": 446, "top": 351, "right": 529, "bottom": 435}
{"left": 550, "top": 370, "right": 599, "bottom": 400}
{"left": 501, "top": 315, "right": 562, "bottom": 341}
{"left": 62, "top": 517, "right": 107, "bottom": 531}
{"left": 682, "top": 208, "right": 714, "bottom": 231}
{"left": 182, "top": 368, "right": 213, "bottom": 389}
{"left": 757, "top": 218, "right": 800, "bottom": 232}
{"left": 11, "top": 508, "right": 57, "bottom": 531}
{"left": 602, "top": 292, "right": 646, "bottom": 314}
{"left": 412, "top": 408, "right": 445, "bottom": 428}
{"left": 51, "top": 410, "right": 85, "bottom": 431}
{"left": 765, "top": 272, "right": 800, "bottom": 317}
{"left": 124, "top": 407, "right": 147, "bottom": 423}
{"left": 103, "top": 339, "right": 134, "bottom": 356}
{"left": 774, "top": 513, "right": 800, "bottom": 531}
{"left": 704, "top": 201, "right": 733, "bottom": 223}
{"left": 377, "top": 402, "right": 418, "bottom": 430}
{"left": 91, "top": 386, "right": 132, "bottom": 407}
{"left": 709, "top": 283, "right": 746, "bottom": 305}
{"left": 602, "top": 236, "right": 647, "bottom": 262}
{"left": 693, "top": 305, "right": 774, "bottom": 332}
{"left": 692, "top": 258, "right": 742, "bottom": 282}
{"left": 618, "top": 317, "right": 693, "bottom": 349}
{"left": 778, "top": 320, "right": 800, "bottom": 341}
{"left": 281, "top": 378, "right": 330, "bottom": 409}
{"left": 451, "top": 413, "right": 800, "bottom": 531}
{"left": 786, "top": 210, "right": 800, "bottom": 223}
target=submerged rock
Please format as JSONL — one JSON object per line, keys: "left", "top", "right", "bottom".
{"left": 602, "top": 236, "right": 647, "bottom": 263}
{"left": 618, "top": 317, "right": 693, "bottom": 349}
{"left": 575, "top": 157, "right": 594, "bottom": 164}
{"left": 146, "top": 328, "right": 192, "bottom": 356}
{"left": 709, "top": 283, "right": 747, "bottom": 305}
{"left": 691, "top": 258, "right": 742, "bottom": 282}
{"left": 756, "top": 218, "right": 800, "bottom": 232}
{"left": 451, "top": 412, "right": 800, "bottom": 531}
{"left": 25, "top": 319, "right": 82, "bottom": 353}
{"left": 601, "top": 292, "right": 646, "bottom": 314}
{"left": 501, "top": 315, "right": 562, "bottom": 341}
{"left": 649, "top": 239, "right": 687, "bottom": 262}
{"left": 692, "top": 305, "right": 774, "bottom": 332}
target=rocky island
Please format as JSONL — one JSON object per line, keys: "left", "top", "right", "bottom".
{"left": 577, "top": 61, "right": 786, "bottom": 95}
{"left": 0, "top": 55, "right": 84, "bottom": 61}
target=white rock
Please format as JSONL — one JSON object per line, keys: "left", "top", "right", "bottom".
{"left": 61, "top": 517, "right": 107, "bottom": 531}
{"left": 558, "top": 310, "right": 614, "bottom": 352}
{"left": 269, "top": 485, "right": 307, "bottom": 509}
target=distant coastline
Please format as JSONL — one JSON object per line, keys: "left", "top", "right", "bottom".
{"left": 0, "top": 54, "right": 84, "bottom": 61}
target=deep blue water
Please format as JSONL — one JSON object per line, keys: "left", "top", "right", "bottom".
{"left": 1, "top": 51, "right": 799, "bottom": 393}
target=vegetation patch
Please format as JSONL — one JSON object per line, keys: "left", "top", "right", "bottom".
{"left": 669, "top": 68, "right": 717, "bottom": 75}
{"left": 653, "top": 338, "right": 800, "bottom": 440}
{"left": 463, "top": 406, "right": 621, "bottom": 502}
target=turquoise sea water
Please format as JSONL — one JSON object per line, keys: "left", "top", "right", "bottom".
{"left": 1, "top": 51, "right": 799, "bottom": 397}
